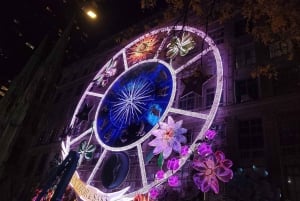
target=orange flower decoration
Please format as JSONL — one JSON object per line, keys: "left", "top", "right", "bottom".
{"left": 133, "top": 194, "right": 151, "bottom": 201}
{"left": 128, "top": 35, "right": 158, "bottom": 63}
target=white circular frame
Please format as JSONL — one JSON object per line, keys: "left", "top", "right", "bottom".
{"left": 66, "top": 25, "right": 223, "bottom": 198}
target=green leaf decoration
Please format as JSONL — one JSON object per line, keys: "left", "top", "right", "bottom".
{"left": 157, "top": 153, "right": 164, "bottom": 168}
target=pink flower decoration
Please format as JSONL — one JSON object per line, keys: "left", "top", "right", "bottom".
{"left": 155, "top": 170, "right": 164, "bottom": 180}
{"left": 168, "top": 175, "right": 180, "bottom": 187}
{"left": 167, "top": 157, "right": 180, "bottom": 170}
{"left": 148, "top": 116, "right": 187, "bottom": 159}
{"left": 181, "top": 145, "right": 189, "bottom": 156}
{"left": 149, "top": 187, "right": 159, "bottom": 199}
{"left": 197, "top": 143, "right": 213, "bottom": 157}
{"left": 192, "top": 151, "right": 233, "bottom": 194}
{"left": 205, "top": 129, "right": 216, "bottom": 140}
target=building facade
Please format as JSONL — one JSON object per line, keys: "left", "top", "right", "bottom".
{"left": 0, "top": 14, "right": 299, "bottom": 201}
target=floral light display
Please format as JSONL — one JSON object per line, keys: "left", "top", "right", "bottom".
{"left": 128, "top": 35, "right": 158, "bottom": 63}
{"left": 193, "top": 151, "right": 233, "bottom": 194}
{"left": 148, "top": 116, "right": 187, "bottom": 159}
{"left": 147, "top": 116, "right": 233, "bottom": 199}
{"left": 166, "top": 32, "right": 196, "bottom": 59}
{"left": 93, "top": 59, "right": 117, "bottom": 87}
{"left": 57, "top": 25, "right": 227, "bottom": 201}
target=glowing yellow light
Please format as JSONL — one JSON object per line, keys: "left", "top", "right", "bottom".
{"left": 86, "top": 10, "right": 97, "bottom": 19}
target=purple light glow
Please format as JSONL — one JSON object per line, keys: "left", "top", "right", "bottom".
{"left": 168, "top": 175, "right": 180, "bottom": 187}
{"left": 205, "top": 129, "right": 217, "bottom": 140}
{"left": 167, "top": 157, "right": 180, "bottom": 171}
{"left": 155, "top": 170, "right": 165, "bottom": 180}
{"left": 197, "top": 143, "right": 213, "bottom": 157}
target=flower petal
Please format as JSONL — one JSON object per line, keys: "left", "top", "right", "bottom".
{"left": 200, "top": 176, "right": 211, "bottom": 192}
{"left": 148, "top": 138, "right": 161, "bottom": 147}
{"left": 193, "top": 174, "right": 204, "bottom": 190}
{"left": 210, "top": 176, "right": 220, "bottom": 194}
{"left": 153, "top": 145, "right": 164, "bottom": 155}
{"left": 222, "top": 159, "right": 233, "bottom": 168}
{"left": 175, "top": 133, "right": 187, "bottom": 144}
{"left": 215, "top": 151, "right": 225, "bottom": 162}
{"left": 167, "top": 116, "right": 175, "bottom": 126}
{"left": 174, "top": 119, "right": 183, "bottom": 129}
{"left": 172, "top": 139, "right": 181, "bottom": 153}
{"left": 163, "top": 145, "right": 172, "bottom": 159}
{"left": 216, "top": 167, "right": 233, "bottom": 182}
{"left": 152, "top": 129, "right": 164, "bottom": 137}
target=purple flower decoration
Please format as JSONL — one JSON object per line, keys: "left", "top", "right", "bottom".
{"left": 149, "top": 187, "right": 160, "bottom": 199}
{"left": 167, "top": 157, "right": 180, "bottom": 171}
{"left": 155, "top": 170, "right": 165, "bottom": 180}
{"left": 149, "top": 116, "right": 187, "bottom": 159}
{"left": 205, "top": 129, "right": 216, "bottom": 140}
{"left": 197, "top": 143, "right": 213, "bottom": 157}
{"left": 192, "top": 151, "right": 233, "bottom": 194}
{"left": 168, "top": 175, "right": 180, "bottom": 187}
{"left": 181, "top": 145, "right": 189, "bottom": 156}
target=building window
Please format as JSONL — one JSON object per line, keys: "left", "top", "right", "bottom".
{"left": 235, "top": 45, "right": 256, "bottom": 69}
{"left": 235, "top": 79, "right": 258, "bottom": 103}
{"left": 205, "top": 88, "right": 215, "bottom": 108}
{"left": 209, "top": 27, "right": 224, "bottom": 45}
{"left": 279, "top": 113, "right": 300, "bottom": 156}
{"left": 179, "top": 92, "right": 201, "bottom": 110}
{"left": 269, "top": 40, "right": 291, "bottom": 58}
{"left": 238, "top": 118, "right": 264, "bottom": 159}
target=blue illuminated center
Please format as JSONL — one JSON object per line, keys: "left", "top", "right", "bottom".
{"left": 96, "top": 61, "right": 173, "bottom": 148}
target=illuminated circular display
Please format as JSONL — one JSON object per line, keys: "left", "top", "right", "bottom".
{"left": 96, "top": 61, "right": 173, "bottom": 148}
{"left": 65, "top": 25, "right": 224, "bottom": 200}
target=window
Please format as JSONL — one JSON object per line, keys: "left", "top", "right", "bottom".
{"left": 235, "top": 45, "right": 256, "bottom": 69}
{"left": 209, "top": 27, "right": 224, "bottom": 45}
{"left": 205, "top": 88, "right": 215, "bottom": 108}
{"left": 179, "top": 92, "right": 202, "bottom": 110}
{"left": 279, "top": 113, "right": 300, "bottom": 156}
{"left": 235, "top": 79, "right": 258, "bottom": 103}
{"left": 269, "top": 41, "right": 291, "bottom": 58}
{"left": 238, "top": 119, "right": 264, "bottom": 159}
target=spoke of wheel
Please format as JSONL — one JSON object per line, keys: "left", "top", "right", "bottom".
{"left": 70, "top": 128, "right": 93, "bottom": 145}
{"left": 137, "top": 144, "right": 148, "bottom": 187}
{"left": 86, "top": 91, "right": 104, "bottom": 98}
{"left": 175, "top": 47, "right": 213, "bottom": 74}
{"left": 123, "top": 50, "right": 129, "bottom": 70}
{"left": 169, "top": 107, "right": 208, "bottom": 120}
{"left": 87, "top": 149, "right": 107, "bottom": 185}
{"left": 154, "top": 32, "right": 170, "bottom": 59}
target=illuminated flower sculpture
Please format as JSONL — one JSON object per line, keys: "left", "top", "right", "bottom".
{"left": 192, "top": 151, "right": 233, "bottom": 194}
{"left": 148, "top": 116, "right": 187, "bottom": 159}
{"left": 128, "top": 35, "right": 158, "bottom": 63}
{"left": 166, "top": 32, "right": 196, "bottom": 59}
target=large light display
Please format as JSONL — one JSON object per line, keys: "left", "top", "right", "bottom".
{"left": 61, "top": 25, "right": 231, "bottom": 201}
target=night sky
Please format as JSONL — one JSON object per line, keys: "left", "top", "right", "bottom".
{"left": 0, "top": 0, "right": 166, "bottom": 83}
